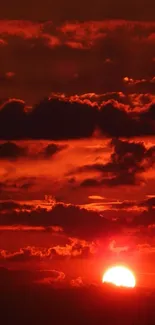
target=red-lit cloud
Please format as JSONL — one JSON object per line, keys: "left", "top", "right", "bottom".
{"left": 0, "top": 20, "right": 154, "bottom": 103}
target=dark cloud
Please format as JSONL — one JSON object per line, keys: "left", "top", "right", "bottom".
{"left": 0, "top": 98, "right": 155, "bottom": 139}
{"left": 0, "top": 141, "right": 66, "bottom": 160}
{"left": 0, "top": 98, "right": 98, "bottom": 139}
{"left": 80, "top": 139, "right": 155, "bottom": 186}
{"left": 81, "top": 179, "right": 100, "bottom": 187}
{"left": 99, "top": 99, "right": 155, "bottom": 137}
{"left": 133, "top": 208, "right": 155, "bottom": 227}
{"left": 41, "top": 143, "right": 66, "bottom": 158}
{"left": 0, "top": 267, "right": 65, "bottom": 287}
{"left": 29, "top": 98, "right": 98, "bottom": 140}
{"left": 0, "top": 201, "right": 120, "bottom": 240}
{"left": 6, "top": 177, "right": 36, "bottom": 192}
{"left": 20, "top": 182, "right": 34, "bottom": 190}
{"left": 142, "top": 103, "right": 155, "bottom": 120}
{"left": 110, "top": 200, "right": 137, "bottom": 210}
{"left": 0, "top": 99, "right": 26, "bottom": 139}
{"left": 99, "top": 101, "right": 136, "bottom": 137}
{"left": 140, "top": 196, "right": 155, "bottom": 209}
{"left": 0, "top": 141, "right": 26, "bottom": 159}
{"left": 0, "top": 200, "right": 33, "bottom": 212}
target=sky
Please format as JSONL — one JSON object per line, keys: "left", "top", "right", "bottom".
{"left": 0, "top": 1, "right": 155, "bottom": 291}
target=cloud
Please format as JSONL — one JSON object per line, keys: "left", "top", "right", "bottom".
{"left": 137, "top": 243, "right": 155, "bottom": 254}
{"left": 49, "top": 92, "right": 128, "bottom": 106}
{"left": 0, "top": 201, "right": 121, "bottom": 240}
{"left": 51, "top": 238, "right": 96, "bottom": 259}
{"left": 0, "top": 20, "right": 155, "bottom": 102}
{"left": 0, "top": 141, "right": 66, "bottom": 160}
{"left": 0, "top": 200, "right": 33, "bottom": 212}
{"left": 0, "top": 267, "right": 65, "bottom": 287}
{"left": 0, "top": 197, "right": 148, "bottom": 233}
{"left": 109, "top": 240, "right": 129, "bottom": 254}
{"left": 0, "top": 20, "right": 154, "bottom": 47}
{"left": 0, "top": 142, "right": 26, "bottom": 159}
{"left": 0, "top": 238, "right": 96, "bottom": 262}
{"left": 0, "top": 97, "right": 155, "bottom": 139}
{"left": 80, "top": 139, "right": 155, "bottom": 186}
{"left": 70, "top": 277, "right": 84, "bottom": 287}
{"left": 98, "top": 100, "right": 155, "bottom": 137}
{"left": 133, "top": 207, "right": 155, "bottom": 227}
{"left": 0, "top": 247, "right": 43, "bottom": 262}
{"left": 142, "top": 103, "right": 155, "bottom": 120}
{"left": 140, "top": 196, "right": 155, "bottom": 209}
{"left": 0, "top": 20, "right": 60, "bottom": 49}
{"left": 129, "top": 93, "right": 155, "bottom": 107}
{"left": 29, "top": 98, "right": 98, "bottom": 140}
{"left": 0, "top": 99, "right": 26, "bottom": 139}
{"left": 41, "top": 143, "right": 67, "bottom": 158}
{"left": 98, "top": 101, "right": 138, "bottom": 137}
{"left": 37, "top": 271, "right": 65, "bottom": 284}
{"left": 0, "top": 98, "right": 98, "bottom": 139}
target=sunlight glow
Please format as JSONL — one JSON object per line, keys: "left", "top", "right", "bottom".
{"left": 102, "top": 265, "right": 136, "bottom": 288}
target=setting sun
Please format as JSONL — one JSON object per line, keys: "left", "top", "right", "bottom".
{"left": 102, "top": 266, "right": 136, "bottom": 288}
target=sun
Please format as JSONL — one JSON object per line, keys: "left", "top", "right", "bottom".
{"left": 102, "top": 265, "right": 136, "bottom": 288}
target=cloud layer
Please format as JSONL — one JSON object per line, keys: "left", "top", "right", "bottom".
{"left": 0, "top": 97, "right": 155, "bottom": 139}
{"left": 0, "top": 20, "right": 155, "bottom": 103}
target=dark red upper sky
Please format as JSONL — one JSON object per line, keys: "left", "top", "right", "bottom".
{"left": 0, "top": 0, "right": 155, "bottom": 21}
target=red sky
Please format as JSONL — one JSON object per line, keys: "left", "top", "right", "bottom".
{"left": 0, "top": 2, "right": 155, "bottom": 289}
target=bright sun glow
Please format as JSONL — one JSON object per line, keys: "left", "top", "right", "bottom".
{"left": 102, "top": 265, "right": 136, "bottom": 288}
